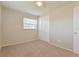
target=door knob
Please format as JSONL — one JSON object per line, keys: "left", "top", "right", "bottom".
{"left": 74, "top": 32, "right": 78, "bottom": 34}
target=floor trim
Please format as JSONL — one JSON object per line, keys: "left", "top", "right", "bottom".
{"left": 2, "top": 39, "right": 37, "bottom": 47}
{"left": 39, "top": 40, "right": 73, "bottom": 52}
{"left": 48, "top": 41, "right": 79, "bottom": 55}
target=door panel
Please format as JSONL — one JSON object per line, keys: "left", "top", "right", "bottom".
{"left": 73, "top": 7, "right": 79, "bottom": 54}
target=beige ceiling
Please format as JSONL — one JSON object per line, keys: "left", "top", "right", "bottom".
{"left": 0, "top": 1, "right": 71, "bottom": 16}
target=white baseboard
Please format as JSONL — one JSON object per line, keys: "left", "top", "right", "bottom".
{"left": 2, "top": 39, "right": 36, "bottom": 47}
{"left": 49, "top": 42, "right": 79, "bottom": 55}
{"left": 52, "top": 43, "right": 73, "bottom": 51}
{"left": 73, "top": 50, "right": 79, "bottom": 55}
{"left": 39, "top": 40, "right": 74, "bottom": 53}
{"left": 39, "top": 39, "right": 72, "bottom": 51}
{"left": 48, "top": 41, "right": 74, "bottom": 52}
{"left": 2, "top": 39, "right": 79, "bottom": 55}
{"left": 48, "top": 42, "right": 79, "bottom": 55}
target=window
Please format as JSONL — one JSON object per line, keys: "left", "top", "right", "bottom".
{"left": 23, "top": 18, "right": 37, "bottom": 29}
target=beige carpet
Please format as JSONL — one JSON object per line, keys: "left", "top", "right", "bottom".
{"left": 1, "top": 40, "right": 79, "bottom": 57}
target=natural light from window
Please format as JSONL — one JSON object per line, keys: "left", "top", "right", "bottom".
{"left": 23, "top": 18, "right": 37, "bottom": 29}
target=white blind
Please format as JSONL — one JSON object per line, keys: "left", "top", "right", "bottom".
{"left": 23, "top": 18, "right": 37, "bottom": 29}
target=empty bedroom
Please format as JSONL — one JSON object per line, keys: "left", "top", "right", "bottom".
{"left": 0, "top": 1, "right": 79, "bottom": 57}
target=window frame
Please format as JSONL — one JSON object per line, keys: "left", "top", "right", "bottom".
{"left": 23, "top": 18, "right": 37, "bottom": 29}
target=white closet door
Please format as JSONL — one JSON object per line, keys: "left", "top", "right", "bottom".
{"left": 0, "top": 6, "right": 2, "bottom": 50}
{"left": 73, "top": 7, "right": 79, "bottom": 54}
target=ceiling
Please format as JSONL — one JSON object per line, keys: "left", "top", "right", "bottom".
{"left": 0, "top": 1, "right": 71, "bottom": 16}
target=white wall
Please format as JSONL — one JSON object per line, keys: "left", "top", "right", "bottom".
{"left": 2, "top": 2, "right": 79, "bottom": 51}
{"left": 49, "top": 2, "right": 79, "bottom": 50}
{"left": 2, "top": 7, "right": 37, "bottom": 47}
{"left": 50, "top": 6, "right": 73, "bottom": 50}
{"left": 0, "top": 5, "right": 2, "bottom": 49}
{"left": 38, "top": 15, "right": 49, "bottom": 42}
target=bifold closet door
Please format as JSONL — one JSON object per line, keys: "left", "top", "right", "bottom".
{"left": 73, "top": 7, "right": 79, "bottom": 54}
